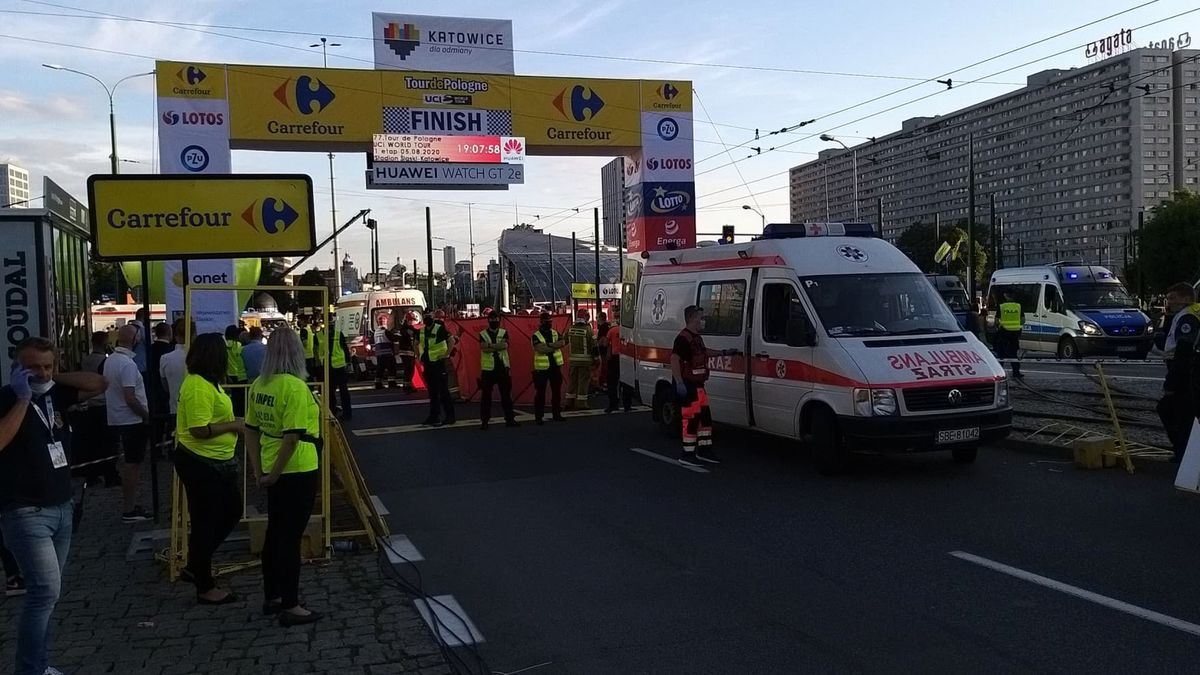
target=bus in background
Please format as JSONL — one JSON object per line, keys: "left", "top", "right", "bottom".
{"left": 926, "top": 275, "right": 971, "bottom": 330}
{"left": 90, "top": 303, "right": 166, "bottom": 331}
{"left": 334, "top": 288, "right": 427, "bottom": 371}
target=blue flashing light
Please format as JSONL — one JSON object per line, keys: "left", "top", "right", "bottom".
{"left": 760, "top": 222, "right": 877, "bottom": 239}
{"left": 1066, "top": 272, "right": 1079, "bottom": 280}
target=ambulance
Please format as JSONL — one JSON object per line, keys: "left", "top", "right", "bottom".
{"left": 620, "top": 223, "right": 1012, "bottom": 473}
{"left": 334, "top": 288, "right": 427, "bottom": 372}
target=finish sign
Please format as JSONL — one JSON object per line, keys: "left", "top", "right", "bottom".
{"left": 372, "top": 134, "right": 526, "bottom": 163}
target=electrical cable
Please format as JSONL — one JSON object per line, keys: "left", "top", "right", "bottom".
{"left": 695, "top": 88, "right": 761, "bottom": 215}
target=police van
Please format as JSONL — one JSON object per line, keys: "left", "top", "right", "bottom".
{"left": 985, "top": 265, "right": 1153, "bottom": 359}
{"left": 619, "top": 223, "right": 1012, "bottom": 472}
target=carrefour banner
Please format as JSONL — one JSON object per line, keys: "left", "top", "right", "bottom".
{"left": 510, "top": 76, "right": 641, "bottom": 149}
{"left": 226, "top": 65, "right": 383, "bottom": 149}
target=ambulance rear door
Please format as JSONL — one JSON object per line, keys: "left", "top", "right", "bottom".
{"left": 694, "top": 269, "right": 753, "bottom": 428}
{"left": 749, "top": 271, "right": 817, "bottom": 437}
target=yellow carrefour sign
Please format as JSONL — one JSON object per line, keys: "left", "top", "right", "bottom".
{"left": 226, "top": 65, "right": 383, "bottom": 147}
{"left": 640, "top": 80, "right": 692, "bottom": 113}
{"left": 156, "top": 61, "right": 227, "bottom": 100}
{"left": 512, "top": 76, "right": 641, "bottom": 149}
{"left": 88, "top": 174, "right": 315, "bottom": 261}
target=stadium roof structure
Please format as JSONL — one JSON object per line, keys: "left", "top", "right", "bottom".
{"left": 498, "top": 227, "right": 622, "bottom": 303}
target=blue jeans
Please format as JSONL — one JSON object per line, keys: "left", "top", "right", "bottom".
{"left": 0, "top": 502, "right": 73, "bottom": 675}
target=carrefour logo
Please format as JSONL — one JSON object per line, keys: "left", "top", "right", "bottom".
{"left": 553, "top": 85, "right": 604, "bottom": 122}
{"left": 172, "top": 65, "right": 212, "bottom": 96}
{"left": 178, "top": 66, "right": 206, "bottom": 85}
{"left": 242, "top": 198, "right": 299, "bottom": 235}
{"left": 274, "top": 75, "right": 336, "bottom": 115}
{"left": 650, "top": 81, "right": 685, "bottom": 111}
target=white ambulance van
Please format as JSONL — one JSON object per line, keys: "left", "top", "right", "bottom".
{"left": 619, "top": 223, "right": 1012, "bottom": 472}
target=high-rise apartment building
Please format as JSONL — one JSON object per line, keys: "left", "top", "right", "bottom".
{"left": 0, "top": 164, "right": 31, "bottom": 208}
{"left": 790, "top": 47, "right": 1200, "bottom": 267}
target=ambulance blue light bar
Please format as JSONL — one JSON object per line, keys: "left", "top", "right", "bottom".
{"left": 760, "top": 223, "right": 877, "bottom": 239}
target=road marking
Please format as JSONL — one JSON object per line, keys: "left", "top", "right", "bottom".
{"left": 352, "top": 407, "right": 647, "bottom": 436}
{"left": 413, "top": 594, "right": 485, "bottom": 646}
{"left": 354, "top": 399, "right": 428, "bottom": 409}
{"left": 949, "top": 551, "right": 1200, "bottom": 637}
{"left": 630, "top": 447, "right": 709, "bottom": 473}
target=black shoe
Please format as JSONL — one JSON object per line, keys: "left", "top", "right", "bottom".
{"left": 122, "top": 506, "right": 152, "bottom": 523}
{"left": 388, "top": 382, "right": 398, "bottom": 389}
{"left": 443, "top": 418, "right": 457, "bottom": 426}
{"left": 263, "top": 600, "right": 283, "bottom": 615}
{"left": 375, "top": 382, "right": 384, "bottom": 390}
{"left": 604, "top": 407, "right": 616, "bottom": 414}
{"left": 421, "top": 418, "right": 438, "bottom": 426}
{"left": 552, "top": 415, "right": 566, "bottom": 422}
{"left": 5, "top": 575, "right": 26, "bottom": 597}
{"left": 279, "top": 609, "right": 321, "bottom": 627}
{"left": 696, "top": 453, "right": 721, "bottom": 465}
{"left": 197, "top": 590, "right": 239, "bottom": 605}
{"left": 678, "top": 454, "right": 704, "bottom": 468}
{"left": 536, "top": 418, "right": 545, "bottom": 426}
{"left": 505, "top": 419, "right": 520, "bottom": 428}
{"left": 480, "top": 422, "right": 489, "bottom": 431}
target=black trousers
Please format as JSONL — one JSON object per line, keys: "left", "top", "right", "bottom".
{"left": 306, "top": 358, "right": 320, "bottom": 382}
{"left": 606, "top": 357, "right": 631, "bottom": 411}
{"left": 228, "top": 380, "right": 246, "bottom": 417}
{"left": 480, "top": 369, "right": 515, "bottom": 423}
{"left": 398, "top": 355, "right": 416, "bottom": 389}
{"left": 1157, "top": 392, "right": 1194, "bottom": 458}
{"left": 263, "top": 470, "right": 318, "bottom": 609}
{"left": 173, "top": 446, "right": 242, "bottom": 593}
{"left": 996, "top": 330, "right": 1022, "bottom": 374}
{"left": 330, "top": 368, "right": 352, "bottom": 419}
{"left": 72, "top": 406, "right": 120, "bottom": 484}
{"left": 375, "top": 354, "right": 397, "bottom": 386}
{"left": 0, "top": 527, "right": 17, "bottom": 578}
{"left": 424, "top": 360, "right": 455, "bottom": 422}
{"left": 533, "top": 368, "right": 563, "bottom": 420}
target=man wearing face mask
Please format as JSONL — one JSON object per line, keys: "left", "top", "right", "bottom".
{"left": 671, "top": 305, "right": 718, "bottom": 468}
{"left": 0, "top": 337, "right": 106, "bottom": 675}
{"left": 478, "top": 310, "right": 519, "bottom": 430}
{"left": 531, "top": 312, "right": 566, "bottom": 425}
{"left": 420, "top": 310, "right": 456, "bottom": 426}
{"left": 1156, "top": 283, "right": 1200, "bottom": 462}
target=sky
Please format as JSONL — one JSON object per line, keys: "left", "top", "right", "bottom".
{"left": 1, "top": 0, "right": 1198, "bottom": 276}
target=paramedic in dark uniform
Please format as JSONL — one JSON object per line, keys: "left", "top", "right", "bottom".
{"left": 1156, "top": 282, "right": 1200, "bottom": 462}
{"left": 671, "top": 305, "right": 718, "bottom": 468}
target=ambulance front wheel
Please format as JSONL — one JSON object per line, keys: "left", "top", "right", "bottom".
{"left": 810, "top": 407, "right": 848, "bottom": 475}
{"left": 952, "top": 447, "right": 978, "bottom": 464}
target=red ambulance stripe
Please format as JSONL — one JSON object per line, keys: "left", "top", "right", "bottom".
{"left": 642, "top": 255, "right": 787, "bottom": 275}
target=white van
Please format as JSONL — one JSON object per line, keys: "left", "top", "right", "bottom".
{"left": 619, "top": 223, "right": 1012, "bottom": 472}
{"left": 986, "top": 265, "right": 1153, "bottom": 359}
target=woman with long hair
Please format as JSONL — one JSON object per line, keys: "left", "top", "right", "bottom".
{"left": 173, "top": 333, "right": 244, "bottom": 605}
{"left": 245, "top": 327, "right": 321, "bottom": 626}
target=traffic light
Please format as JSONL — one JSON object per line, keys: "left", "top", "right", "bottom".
{"left": 720, "top": 225, "right": 735, "bottom": 245}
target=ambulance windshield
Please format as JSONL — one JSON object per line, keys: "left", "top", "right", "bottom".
{"left": 801, "top": 273, "right": 962, "bottom": 337}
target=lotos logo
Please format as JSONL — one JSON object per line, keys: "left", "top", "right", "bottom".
{"left": 625, "top": 157, "right": 639, "bottom": 176}
{"left": 646, "top": 157, "right": 692, "bottom": 172}
{"left": 649, "top": 186, "right": 692, "bottom": 215}
{"left": 274, "top": 75, "right": 336, "bottom": 115}
{"left": 553, "top": 85, "right": 604, "bottom": 122}
{"left": 503, "top": 138, "right": 524, "bottom": 155}
{"left": 242, "top": 198, "right": 299, "bottom": 235}
{"left": 161, "top": 110, "right": 224, "bottom": 126}
{"left": 177, "top": 66, "right": 206, "bottom": 85}
{"left": 657, "top": 82, "right": 679, "bottom": 101}
{"left": 383, "top": 21, "right": 420, "bottom": 58}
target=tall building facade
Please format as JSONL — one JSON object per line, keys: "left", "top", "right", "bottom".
{"left": 789, "top": 47, "right": 1200, "bottom": 268}
{"left": 453, "top": 260, "right": 473, "bottom": 303}
{"left": 0, "top": 164, "right": 30, "bottom": 208}
{"left": 600, "top": 158, "right": 625, "bottom": 247}
{"left": 442, "top": 245, "right": 457, "bottom": 278}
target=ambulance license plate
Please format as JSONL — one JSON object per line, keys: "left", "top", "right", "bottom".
{"left": 1117, "top": 345, "right": 1136, "bottom": 353}
{"left": 936, "top": 427, "right": 980, "bottom": 445}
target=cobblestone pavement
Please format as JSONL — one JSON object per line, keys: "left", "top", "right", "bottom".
{"left": 0, "top": 462, "right": 451, "bottom": 675}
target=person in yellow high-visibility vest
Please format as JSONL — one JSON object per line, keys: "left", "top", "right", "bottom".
{"left": 478, "top": 310, "right": 518, "bottom": 429}
{"left": 316, "top": 326, "right": 353, "bottom": 421}
{"left": 531, "top": 311, "right": 566, "bottom": 425}
{"left": 997, "top": 292, "right": 1023, "bottom": 379}
{"left": 420, "top": 310, "right": 456, "bottom": 426}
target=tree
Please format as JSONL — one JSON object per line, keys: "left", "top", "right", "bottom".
{"left": 90, "top": 261, "right": 121, "bottom": 302}
{"left": 295, "top": 269, "right": 329, "bottom": 309}
{"left": 258, "top": 258, "right": 296, "bottom": 314}
{"left": 1130, "top": 190, "right": 1200, "bottom": 295}
{"left": 895, "top": 222, "right": 988, "bottom": 286}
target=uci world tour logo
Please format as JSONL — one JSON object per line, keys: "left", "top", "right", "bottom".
{"left": 274, "top": 75, "right": 335, "bottom": 115}
{"left": 383, "top": 21, "right": 420, "bottom": 58}
{"left": 553, "top": 85, "right": 604, "bottom": 122}
{"left": 242, "top": 198, "right": 299, "bottom": 235}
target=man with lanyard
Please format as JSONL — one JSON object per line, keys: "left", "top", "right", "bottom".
{"left": 531, "top": 311, "right": 566, "bottom": 425}
{"left": 672, "top": 305, "right": 719, "bottom": 468}
{"left": 372, "top": 313, "right": 399, "bottom": 390}
{"left": 479, "top": 310, "right": 519, "bottom": 430}
{"left": 420, "top": 310, "right": 456, "bottom": 426}
{"left": 1156, "top": 282, "right": 1200, "bottom": 462}
{"left": 996, "top": 291, "right": 1024, "bottom": 379}
{"left": 0, "top": 336, "right": 105, "bottom": 675}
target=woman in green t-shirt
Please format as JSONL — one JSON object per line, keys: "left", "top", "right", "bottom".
{"left": 224, "top": 325, "right": 247, "bottom": 415}
{"left": 173, "top": 333, "right": 245, "bottom": 605}
{"left": 245, "top": 326, "right": 321, "bottom": 626}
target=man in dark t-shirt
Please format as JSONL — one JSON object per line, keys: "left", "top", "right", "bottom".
{"left": 671, "top": 305, "right": 717, "bottom": 468}
{"left": 0, "top": 337, "right": 105, "bottom": 675}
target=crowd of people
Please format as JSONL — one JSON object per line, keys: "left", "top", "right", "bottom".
{"left": 0, "top": 313, "right": 333, "bottom": 675}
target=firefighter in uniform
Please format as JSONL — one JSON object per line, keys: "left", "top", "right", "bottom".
{"left": 478, "top": 310, "right": 518, "bottom": 429}
{"left": 396, "top": 312, "right": 419, "bottom": 392}
{"left": 997, "top": 292, "right": 1023, "bottom": 379}
{"left": 532, "top": 312, "right": 566, "bottom": 425}
{"left": 672, "top": 305, "right": 718, "bottom": 467}
{"left": 565, "top": 310, "right": 597, "bottom": 410}
{"left": 420, "top": 310, "right": 456, "bottom": 426}
{"left": 372, "top": 313, "right": 398, "bottom": 389}
{"left": 1157, "top": 282, "right": 1200, "bottom": 462}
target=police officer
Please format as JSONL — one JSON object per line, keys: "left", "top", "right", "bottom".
{"left": 478, "top": 310, "right": 518, "bottom": 430}
{"left": 565, "top": 310, "right": 597, "bottom": 410}
{"left": 372, "top": 313, "right": 398, "bottom": 389}
{"left": 420, "top": 310, "right": 456, "bottom": 426}
{"left": 997, "top": 292, "right": 1024, "bottom": 379}
{"left": 1156, "top": 282, "right": 1200, "bottom": 462}
{"left": 672, "top": 305, "right": 717, "bottom": 467}
{"left": 531, "top": 312, "right": 566, "bottom": 425}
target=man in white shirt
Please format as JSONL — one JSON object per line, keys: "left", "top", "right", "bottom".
{"left": 104, "top": 325, "right": 151, "bottom": 523}
{"left": 159, "top": 319, "right": 189, "bottom": 417}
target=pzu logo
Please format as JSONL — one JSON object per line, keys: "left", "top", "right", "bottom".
{"left": 274, "top": 75, "right": 336, "bottom": 115}
{"left": 242, "top": 198, "right": 300, "bottom": 235}
{"left": 553, "top": 85, "right": 604, "bottom": 122}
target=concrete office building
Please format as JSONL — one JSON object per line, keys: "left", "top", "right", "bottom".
{"left": 442, "top": 245, "right": 457, "bottom": 279}
{"left": 789, "top": 47, "right": 1200, "bottom": 268}
{"left": 600, "top": 157, "right": 625, "bottom": 247}
{"left": 0, "top": 164, "right": 30, "bottom": 208}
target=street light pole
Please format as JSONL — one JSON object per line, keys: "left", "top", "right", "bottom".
{"left": 966, "top": 132, "right": 977, "bottom": 300}
{"left": 742, "top": 204, "right": 766, "bottom": 229}
{"left": 310, "top": 37, "right": 342, "bottom": 296}
{"left": 43, "top": 65, "right": 155, "bottom": 174}
{"left": 820, "top": 134, "right": 859, "bottom": 220}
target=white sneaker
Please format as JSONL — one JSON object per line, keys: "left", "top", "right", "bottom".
{"left": 46, "top": 667, "right": 66, "bottom": 675}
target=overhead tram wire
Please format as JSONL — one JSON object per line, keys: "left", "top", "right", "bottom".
{"left": 695, "top": 88, "right": 763, "bottom": 215}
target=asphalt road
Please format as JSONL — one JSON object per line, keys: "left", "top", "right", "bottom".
{"left": 343, "top": 384, "right": 1200, "bottom": 674}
